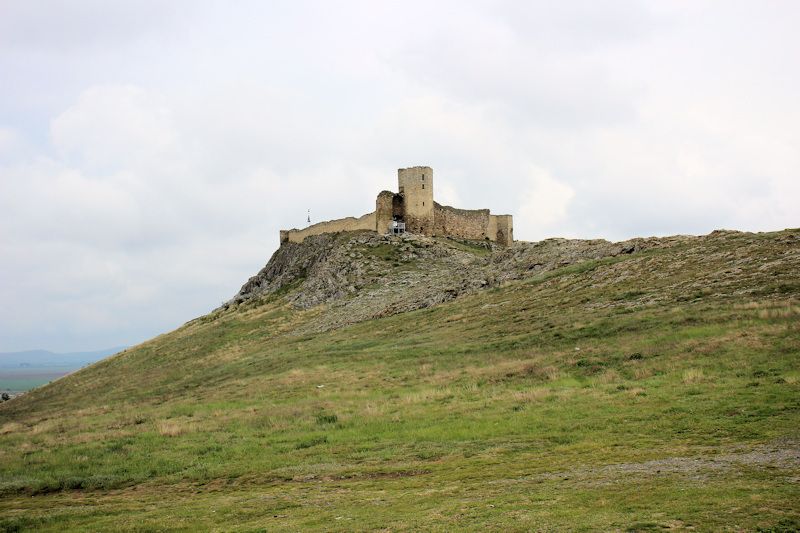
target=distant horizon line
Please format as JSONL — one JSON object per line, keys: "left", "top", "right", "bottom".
{"left": 0, "top": 346, "right": 128, "bottom": 357}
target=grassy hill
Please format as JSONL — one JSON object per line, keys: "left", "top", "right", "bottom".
{"left": 0, "top": 229, "right": 798, "bottom": 531}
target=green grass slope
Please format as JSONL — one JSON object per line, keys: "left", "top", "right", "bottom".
{"left": 1, "top": 230, "right": 798, "bottom": 531}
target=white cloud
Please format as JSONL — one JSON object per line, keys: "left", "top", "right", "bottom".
{"left": 517, "top": 167, "right": 576, "bottom": 241}
{"left": 51, "top": 85, "right": 177, "bottom": 173}
{"left": 0, "top": 1, "right": 798, "bottom": 351}
{"left": 434, "top": 179, "right": 462, "bottom": 207}
{"left": 0, "top": 126, "right": 25, "bottom": 159}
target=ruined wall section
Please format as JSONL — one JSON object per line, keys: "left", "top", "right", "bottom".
{"left": 398, "top": 166, "right": 433, "bottom": 234}
{"left": 282, "top": 211, "right": 376, "bottom": 244}
{"left": 432, "top": 204, "right": 514, "bottom": 245}
{"left": 433, "top": 203, "right": 492, "bottom": 241}
{"left": 375, "top": 191, "right": 395, "bottom": 235}
{"left": 493, "top": 215, "right": 513, "bottom": 246}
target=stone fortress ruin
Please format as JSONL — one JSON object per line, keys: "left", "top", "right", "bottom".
{"left": 280, "top": 166, "right": 513, "bottom": 246}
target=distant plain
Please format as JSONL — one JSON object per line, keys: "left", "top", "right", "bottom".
{"left": 0, "top": 367, "right": 75, "bottom": 394}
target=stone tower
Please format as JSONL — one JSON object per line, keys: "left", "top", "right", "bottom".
{"left": 398, "top": 166, "right": 433, "bottom": 234}
{"left": 280, "top": 164, "right": 512, "bottom": 246}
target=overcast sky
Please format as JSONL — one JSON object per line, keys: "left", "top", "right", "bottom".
{"left": 1, "top": 1, "right": 798, "bottom": 352}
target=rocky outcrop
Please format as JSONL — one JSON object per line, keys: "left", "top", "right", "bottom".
{"left": 232, "top": 232, "right": 344, "bottom": 306}
{"left": 224, "top": 228, "right": 799, "bottom": 334}
{"left": 226, "top": 231, "right": 489, "bottom": 315}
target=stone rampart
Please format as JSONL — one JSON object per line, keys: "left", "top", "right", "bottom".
{"left": 375, "top": 191, "right": 395, "bottom": 236}
{"left": 493, "top": 214, "right": 513, "bottom": 246}
{"left": 282, "top": 211, "right": 376, "bottom": 244}
{"left": 433, "top": 203, "right": 492, "bottom": 241}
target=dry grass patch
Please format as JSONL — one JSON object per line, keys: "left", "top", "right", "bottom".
{"left": 74, "top": 405, "right": 111, "bottom": 417}
{"left": 0, "top": 422, "right": 24, "bottom": 435}
{"left": 467, "top": 359, "right": 561, "bottom": 383}
{"left": 31, "top": 419, "right": 64, "bottom": 435}
{"left": 73, "top": 431, "right": 103, "bottom": 444}
{"left": 248, "top": 413, "right": 291, "bottom": 432}
{"left": 510, "top": 388, "right": 550, "bottom": 403}
{"left": 757, "top": 302, "right": 800, "bottom": 319}
{"left": 734, "top": 301, "right": 767, "bottom": 310}
{"left": 424, "top": 368, "right": 463, "bottom": 387}
{"left": 275, "top": 366, "right": 332, "bottom": 388}
{"left": 156, "top": 419, "right": 192, "bottom": 437}
{"left": 201, "top": 344, "right": 247, "bottom": 365}
{"left": 597, "top": 369, "right": 620, "bottom": 384}
{"left": 399, "top": 387, "right": 454, "bottom": 405}
{"left": 362, "top": 402, "right": 386, "bottom": 417}
{"left": 682, "top": 368, "right": 706, "bottom": 384}
{"left": 457, "top": 382, "right": 480, "bottom": 394}
{"left": 10, "top": 438, "right": 41, "bottom": 453}
{"left": 541, "top": 365, "right": 561, "bottom": 381}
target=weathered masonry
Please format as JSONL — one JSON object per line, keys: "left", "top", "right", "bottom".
{"left": 280, "top": 166, "right": 513, "bottom": 246}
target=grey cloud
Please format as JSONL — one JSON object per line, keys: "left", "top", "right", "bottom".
{"left": 0, "top": 1, "right": 184, "bottom": 50}
{"left": 0, "top": 1, "right": 798, "bottom": 351}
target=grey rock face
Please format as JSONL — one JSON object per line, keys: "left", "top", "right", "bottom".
{"left": 222, "top": 228, "right": 799, "bottom": 334}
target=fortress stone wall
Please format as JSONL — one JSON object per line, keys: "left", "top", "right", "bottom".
{"left": 280, "top": 166, "right": 513, "bottom": 246}
{"left": 280, "top": 212, "right": 377, "bottom": 244}
{"left": 430, "top": 204, "right": 514, "bottom": 247}
{"left": 433, "top": 203, "right": 490, "bottom": 242}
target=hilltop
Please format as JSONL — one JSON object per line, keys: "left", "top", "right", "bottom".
{"left": 0, "top": 228, "right": 798, "bottom": 531}
{"left": 223, "top": 230, "right": 727, "bottom": 332}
